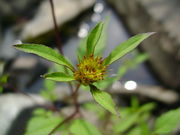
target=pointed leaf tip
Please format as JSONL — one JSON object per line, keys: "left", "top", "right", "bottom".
{"left": 87, "top": 22, "right": 104, "bottom": 55}
{"left": 147, "top": 32, "right": 156, "bottom": 35}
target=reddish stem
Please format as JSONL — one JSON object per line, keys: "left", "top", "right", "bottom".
{"left": 48, "top": 84, "right": 81, "bottom": 135}
{"left": 49, "top": 0, "right": 62, "bottom": 53}
{"left": 49, "top": 0, "right": 74, "bottom": 93}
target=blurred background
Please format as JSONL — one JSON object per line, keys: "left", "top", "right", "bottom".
{"left": 0, "top": 0, "right": 179, "bottom": 135}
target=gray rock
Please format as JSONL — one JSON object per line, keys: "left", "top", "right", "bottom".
{"left": 0, "top": 94, "right": 47, "bottom": 135}
{"left": 0, "top": 29, "right": 18, "bottom": 60}
{"left": 111, "top": 81, "right": 180, "bottom": 104}
{"left": 0, "top": 1, "right": 12, "bottom": 17}
{"left": 21, "top": 0, "right": 95, "bottom": 40}
{"left": 107, "top": 0, "right": 180, "bottom": 88}
{"left": 54, "top": 83, "right": 179, "bottom": 105}
{"left": 9, "top": 56, "right": 48, "bottom": 91}
{"left": 0, "top": 0, "right": 44, "bottom": 60}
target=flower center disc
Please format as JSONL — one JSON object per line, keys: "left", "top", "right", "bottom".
{"left": 74, "top": 55, "right": 107, "bottom": 85}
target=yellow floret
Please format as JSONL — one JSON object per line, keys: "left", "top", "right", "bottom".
{"left": 74, "top": 55, "right": 107, "bottom": 85}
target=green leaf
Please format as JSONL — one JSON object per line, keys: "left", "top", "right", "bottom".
{"left": 113, "top": 102, "right": 155, "bottom": 134}
{"left": 139, "top": 122, "right": 150, "bottom": 135}
{"left": 70, "top": 119, "right": 101, "bottom": 135}
{"left": 61, "top": 131, "right": 69, "bottom": 135}
{"left": 127, "top": 127, "right": 141, "bottom": 135}
{"left": 94, "top": 17, "right": 109, "bottom": 56}
{"left": 138, "top": 103, "right": 156, "bottom": 113}
{"left": 40, "top": 76, "right": 57, "bottom": 101}
{"left": 0, "top": 74, "right": 8, "bottom": 83}
{"left": 103, "top": 32, "right": 155, "bottom": 65}
{"left": 33, "top": 108, "right": 47, "bottom": 116}
{"left": 113, "top": 112, "right": 140, "bottom": 133}
{"left": 0, "top": 86, "right": 3, "bottom": 93}
{"left": 77, "top": 18, "right": 108, "bottom": 60}
{"left": 25, "top": 117, "right": 61, "bottom": 135}
{"left": 14, "top": 44, "right": 74, "bottom": 71}
{"left": 54, "top": 64, "right": 73, "bottom": 76}
{"left": 93, "top": 77, "right": 116, "bottom": 90}
{"left": 44, "top": 80, "right": 56, "bottom": 91}
{"left": 87, "top": 22, "right": 104, "bottom": 55}
{"left": 95, "top": 53, "right": 147, "bottom": 90}
{"left": 116, "top": 53, "right": 148, "bottom": 80}
{"left": 130, "top": 53, "right": 149, "bottom": 65}
{"left": 83, "top": 102, "right": 106, "bottom": 118}
{"left": 40, "top": 90, "right": 58, "bottom": 101}
{"left": 0, "top": 74, "right": 8, "bottom": 93}
{"left": 42, "top": 72, "right": 75, "bottom": 82}
{"left": 77, "top": 37, "right": 87, "bottom": 60}
{"left": 25, "top": 110, "right": 63, "bottom": 135}
{"left": 90, "top": 85, "right": 117, "bottom": 115}
{"left": 154, "top": 108, "right": 180, "bottom": 134}
{"left": 131, "top": 96, "right": 140, "bottom": 111}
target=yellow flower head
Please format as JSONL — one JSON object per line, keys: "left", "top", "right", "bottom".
{"left": 74, "top": 55, "right": 107, "bottom": 85}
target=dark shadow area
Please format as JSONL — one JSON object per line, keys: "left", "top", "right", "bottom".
{"left": 7, "top": 106, "right": 40, "bottom": 135}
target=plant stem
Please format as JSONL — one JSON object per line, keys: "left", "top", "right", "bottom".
{"left": 73, "top": 83, "right": 81, "bottom": 112}
{"left": 48, "top": 111, "right": 77, "bottom": 135}
{"left": 49, "top": 0, "right": 62, "bottom": 53}
{"left": 48, "top": 1, "right": 81, "bottom": 134}
{"left": 48, "top": 84, "right": 81, "bottom": 135}
{"left": 49, "top": 0, "right": 74, "bottom": 93}
{"left": 102, "top": 112, "right": 111, "bottom": 135}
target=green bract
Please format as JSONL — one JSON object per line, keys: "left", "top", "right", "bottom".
{"left": 14, "top": 21, "right": 154, "bottom": 115}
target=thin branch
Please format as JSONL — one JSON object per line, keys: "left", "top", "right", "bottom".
{"left": 73, "top": 83, "right": 81, "bottom": 112}
{"left": 48, "top": 1, "right": 81, "bottom": 134}
{"left": 49, "top": 0, "right": 74, "bottom": 93}
{"left": 49, "top": 0, "right": 62, "bottom": 53}
{"left": 48, "top": 84, "right": 81, "bottom": 135}
{"left": 65, "top": 68, "right": 74, "bottom": 93}
{"left": 48, "top": 111, "right": 77, "bottom": 135}
{"left": 102, "top": 112, "right": 111, "bottom": 135}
